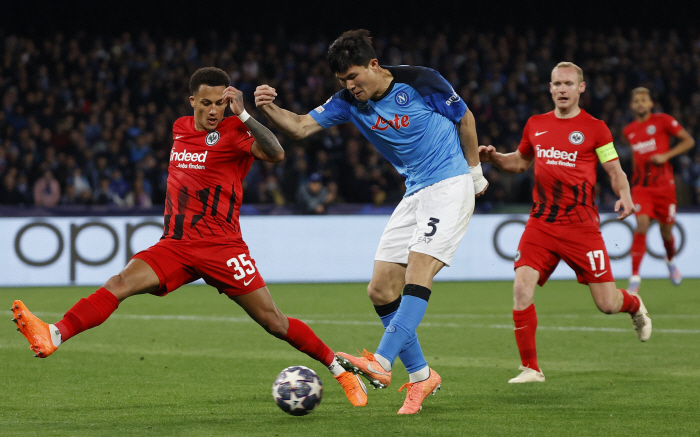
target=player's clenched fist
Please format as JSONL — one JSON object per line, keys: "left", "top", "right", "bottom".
{"left": 478, "top": 145, "right": 496, "bottom": 162}
{"left": 222, "top": 86, "right": 245, "bottom": 116}
{"left": 255, "top": 85, "right": 277, "bottom": 108}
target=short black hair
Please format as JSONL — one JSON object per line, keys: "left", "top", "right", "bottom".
{"left": 327, "top": 29, "right": 376, "bottom": 74}
{"left": 189, "top": 67, "right": 230, "bottom": 95}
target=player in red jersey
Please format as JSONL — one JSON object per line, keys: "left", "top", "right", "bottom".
{"left": 622, "top": 87, "right": 695, "bottom": 292}
{"left": 11, "top": 67, "right": 368, "bottom": 407}
{"left": 479, "top": 62, "right": 652, "bottom": 383}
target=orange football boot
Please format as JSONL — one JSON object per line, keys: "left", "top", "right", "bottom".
{"left": 336, "top": 349, "right": 391, "bottom": 389}
{"left": 334, "top": 371, "right": 368, "bottom": 407}
{"left": 397, "top": 368, "right": 442, "bottom": 414}
{"left": 12, "top": 300, "right": 58, "bottom": 358}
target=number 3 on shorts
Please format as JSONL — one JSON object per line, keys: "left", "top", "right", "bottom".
{"left": 586, "top": 250, "right": 605, "bottom": 271}
{"left": 226, "top": 254, "right": 256, "bottom": 280}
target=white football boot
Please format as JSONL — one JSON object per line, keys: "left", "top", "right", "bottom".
{"left": 629, "top": 291, "right": 652, "bottom": 342}
{"left": 508, "top": 366, "right": 545, "bottom": 383}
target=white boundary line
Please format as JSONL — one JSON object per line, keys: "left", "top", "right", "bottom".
{"left": 5, "top": 311, "right": 699, "bottom": 334}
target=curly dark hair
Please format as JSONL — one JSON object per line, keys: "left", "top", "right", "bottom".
{"left": 327, "top": 29, "right": 376, "bottom": 74}
{"left": 189, "top": 67, "right": 230, "bottom": 95}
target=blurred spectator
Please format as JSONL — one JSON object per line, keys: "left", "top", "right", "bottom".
{"left": 296, "top": 173, "right": 332, "bottom": 214}
{"left": 0, "top": 27, "right": 698, "bottom": 211}
{"left": 32, "top": 168, "right": 61, "bottom": 207}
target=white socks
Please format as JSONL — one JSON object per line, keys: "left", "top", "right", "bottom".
{"left": 48, "top": 324, "right": 62, "bottom": 347}
{"left": 409, "top": 365, "right": 430, "bottom": 383}
{"left": 327, "top": 357, "right": 346, "bottom": 376}
{"left": 375, "top": 354, "right": 392, "bottom": 373}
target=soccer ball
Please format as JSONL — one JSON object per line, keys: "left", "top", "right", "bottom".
{"left": 272, "top": 366, "right": 323, "bottom": 416}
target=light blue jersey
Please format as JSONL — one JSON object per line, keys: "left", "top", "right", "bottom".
{"left": 309, "top": 66, "right": 469, "bottom": 196}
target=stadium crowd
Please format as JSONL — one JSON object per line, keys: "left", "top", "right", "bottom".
{"left": 1, "top": 26, "right": 700, "bottom": 213}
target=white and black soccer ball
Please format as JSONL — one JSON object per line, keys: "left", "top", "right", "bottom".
{"left": 272, "top": 366, "right": 323, "bottom": 416}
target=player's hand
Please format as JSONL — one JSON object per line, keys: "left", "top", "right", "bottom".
{"left": 478, "top": 145, "right": 496, "bottom": 162}
{"left": 614, "top": 196, "right": 635, "bottom": 220}
{"left": 222, "top": 86, "right": 245, "bottom": 115}
{"left": 255, "top": 85, "right": 277, "bottom": 108}
{"left": 649, "top": 154, "right": 668, "bottom": 165}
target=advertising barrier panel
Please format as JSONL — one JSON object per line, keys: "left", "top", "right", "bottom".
{"left": 1, "top": 214, "right": 695, "bottom": 286}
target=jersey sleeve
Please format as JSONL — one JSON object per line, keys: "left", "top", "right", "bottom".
{"left": 308, "top": 90, "right": 351, "bottom": 129}
{"left": 518, "top": 119, "right": 534, "bottom": 156}
{"left": 663, "top": 114, "right": 683, "bottom": 136}
{"left": 227, "top": 118, "right": 255, "bottom": 154}
{"left": 413, "top": 68, "right": 467, "bottom": 124}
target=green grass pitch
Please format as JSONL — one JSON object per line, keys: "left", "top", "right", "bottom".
{"left": 1, "top": 279, "right": 699, "bottom": 436}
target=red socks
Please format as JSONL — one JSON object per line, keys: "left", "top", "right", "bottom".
{"left": 283, "top": 317, "right": 335, "bottom": 366}
{"left": 513, "top": 304, "right": 539, "bottom": 372}
{"left": 631, "top": 233, "right": 646, "bottom": 276}
{"left": 619, "top": 289, "right": 641, "bottom": 314}
{"left": 663, "top": 236, "right": 676, "bottom": 261}
{"left": 55, "top": 287, "right": 119, "bottom": 342}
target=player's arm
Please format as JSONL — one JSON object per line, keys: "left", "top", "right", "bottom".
{"left": 478, "top": 146, "right": 534, "bottom": 173}
{"left": 222, "top": 86, "right": 284, "bottom": 163}
{"left": 254, "top": 85, "right": 324, "bottom": 140}
{"left": 650, "top": 128, "right": 695, "bottom": 165}
{"left": 597, "top": 141, "right": 634, "bottom": 219}
{"left": 458, "top": 109, "right": 488, "bottom": 196}
{"left": 602, "top": 158, "right": 634, "bottom": 219}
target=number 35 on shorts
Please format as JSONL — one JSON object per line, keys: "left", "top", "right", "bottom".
{"left": 226, "top": 253, "right": 256, "bottom": 280}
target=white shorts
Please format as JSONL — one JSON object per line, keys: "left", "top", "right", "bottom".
{"left": 374, "top": 173, "right": 475, "bottom": 267}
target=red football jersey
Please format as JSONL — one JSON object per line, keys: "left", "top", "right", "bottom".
{"left": 623, "top": 113, "right": 682, "bottom": 188}
{"left": 162, "top": 116, "right": 255, "bottom": 241}
{"left": 518, "top": 110, "right": 615, "bottom": 226}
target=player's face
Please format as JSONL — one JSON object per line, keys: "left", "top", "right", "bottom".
{"left": 630, "top": 93, "right": 654, "bottom": 118}
{"left": 550, "top": 67, "right": 586, "bottom": 112}
{"left": 336, "top": 60, "right": 379, "bottom": 102}
{"left": 190, "top": 84, "right": 227, "bottom": 131}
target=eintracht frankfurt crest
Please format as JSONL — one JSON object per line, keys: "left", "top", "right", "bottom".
{"left": 206, "top": 131, "right": 220, "bottom": 146}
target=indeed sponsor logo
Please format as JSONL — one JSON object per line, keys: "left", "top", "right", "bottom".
{"left": 631, "top": 138, "right": 657, "bottom": 154}
{"left": 170, "top": 148, "right": 208, "bottom": 163}
{"left": 171, "top": 148, "right": 207, "bottom": 170}
{"left": 536, "top": 145, "right": 578, "bottom": 167}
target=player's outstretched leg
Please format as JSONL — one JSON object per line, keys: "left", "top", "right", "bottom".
{"left": 282, "top": 317, "right": 368, "bottom": 407}
{"left": 12, "top": 301, "right": 59, "bottom": 358}
{"left": 397, "top": 368, "right": 442, "bottom": 414}
{"left": 12, "top": 287, "right": 120, "bottom": 358}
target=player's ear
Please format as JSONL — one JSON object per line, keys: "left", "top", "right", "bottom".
{"left": 579, "top": 81, "right": 586, "bottom": 93}
{"left": 189, "top": 96, "right": 195, "bottom": 108}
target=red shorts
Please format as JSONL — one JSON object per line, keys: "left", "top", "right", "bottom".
{"left": 133, "top": 238, "right": 266, "bottom": 297}
{"left": 514, "top": 220, "right": 615, "bottom": 286}
{"left": 632, "top": 185, "right": 677, "bottom": 224}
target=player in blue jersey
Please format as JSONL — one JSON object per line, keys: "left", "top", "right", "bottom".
{"left": 255, "top": 29, "right": 487, "bottom": 414}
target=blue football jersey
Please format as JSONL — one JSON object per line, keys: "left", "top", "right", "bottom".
{"left": 309, "top": 66, "right": 469, "bottom": 196}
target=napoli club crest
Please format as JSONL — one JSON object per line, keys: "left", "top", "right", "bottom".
{"left": 569, "top": 131, "right": 585, "bottom": 145}
{"left": 646, "top": 125, "right": 657, "bottom": 135}
{"left": 205, "top": 131, "right": 220, "bottom": 146}
{"left": 395, "top": 91, "right": 409, "bottom": 106}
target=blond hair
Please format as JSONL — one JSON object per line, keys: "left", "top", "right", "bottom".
{"left": 631, "top": 87, "right": 651, "bottom": 98}
{"left": 553, "top": 62, "right": 584, "bottom": 83}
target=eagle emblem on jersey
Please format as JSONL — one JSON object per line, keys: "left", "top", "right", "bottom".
{"left": 395, "top": 91, "right": 409, "bottom": 106}
{"left": 205, "top": 131, "right": 220, "bottom": 146}
{"left": 646, "top": 125, "right": 656, "bottom": 135}
{"left": 569, "top": 131, "right": 585, "bottom": 145}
